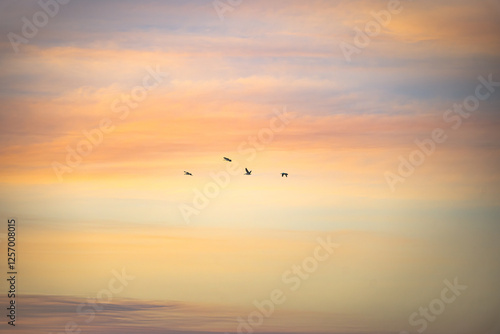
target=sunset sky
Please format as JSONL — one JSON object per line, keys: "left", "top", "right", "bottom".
{"left": 1, "top": 0, "right": 500, "bottom": 333}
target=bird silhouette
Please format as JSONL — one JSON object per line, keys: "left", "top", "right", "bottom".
{"left": 223, "top": 157, "right": 232, "bottom": 162}
{"left": 281, "top": 173, "right": 288, "bottom": 177}
{"left": 184, "top": 171, "right": 193, "bottom": 176}
{"left": 245, "top": 168, "right": 252, "bottom": 175}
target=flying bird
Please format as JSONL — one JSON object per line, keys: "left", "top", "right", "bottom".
{"left": 281, "top": 173, "right": 288, "bottom": 177}
{"left": 224, "top": 157, "right": 232, "bottom": 162}
{"left": 245, "top": 168, "right": 252, "bottom": 175}
{"left": 184, "top": 171, "right": 193, "bottom": 176}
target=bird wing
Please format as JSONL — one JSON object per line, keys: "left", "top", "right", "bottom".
{"left": 245, "top": 168, "right": 250, "bottom": 173}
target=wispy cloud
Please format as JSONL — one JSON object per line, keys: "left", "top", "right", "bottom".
{"left": 7, "top": 294, "right": 364, "bottom": 334}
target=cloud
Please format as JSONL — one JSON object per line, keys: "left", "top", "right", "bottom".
{"left": 8, "top": 290, "right": 361, "bottom": 333}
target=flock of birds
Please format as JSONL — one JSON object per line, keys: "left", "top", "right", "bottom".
{"left": 184, "top": 157, "right": 288, "bottom": 177}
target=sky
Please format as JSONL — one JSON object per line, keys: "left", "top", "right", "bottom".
{"left": 0, "top": 0, "right": 500, "bottom": 333}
